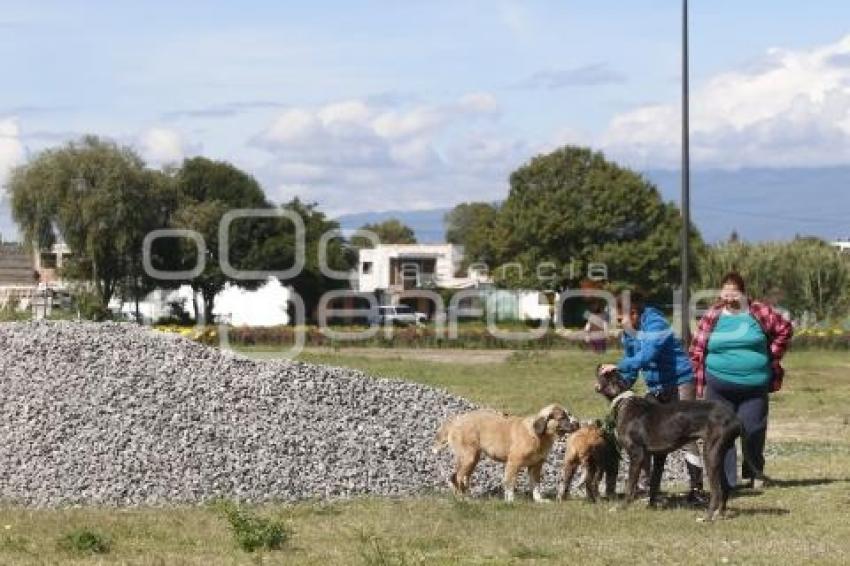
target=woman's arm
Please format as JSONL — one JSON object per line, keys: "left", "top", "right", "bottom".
{"left": 767, "top": 307, "right": 793, "bottom": 359}
{"left": 690, "top": 304, "right": 721, "bottom": 398}
{"left": 751, "top": 302, "right": 793, "bottom": 358}
{"left": 751, "top": 301, "right": 794, "bottom": 392}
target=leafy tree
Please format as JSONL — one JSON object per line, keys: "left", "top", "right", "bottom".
{"left": 351, "top": 218, "right": 417, "bottom": 247}
{"left": 252, "top": 198, "right": 355, "bottom": 322}
{"left": 444, "top": 202, "right": 499, "bottom": 269}
{"left": 169, "top": 157, "right": 271, "bottom": 322}
{"left": 6, "top": 136, "right": 169, "bottom": 312}
{"left": 490, "top": 146, "right": 702, "bottom": 300}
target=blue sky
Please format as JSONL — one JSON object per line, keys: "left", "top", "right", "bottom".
{"left": 3, "top": 0, "right": 850, "bottom": 218}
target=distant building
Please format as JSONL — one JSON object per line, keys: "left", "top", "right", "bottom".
{"left": 0, "top": 242, "right": 72, "bottom": 314}
{"left": 354, "top": 244, "right": 557, "bottom": 321}
{"left": 33, "top": 242, "right": 73, "bottom": 287}
{"left": 832, "top": 239, "right": 850, "bottom": 254}
{"left": 356, "top": 244, "right": 490, "bottom": 297}
{"left": 110, "top": 278, "right": 290, "bottom": 326}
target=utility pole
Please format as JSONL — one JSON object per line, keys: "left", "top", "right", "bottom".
{"left": 680, "top": 0, "right": 691, "bottom": 343}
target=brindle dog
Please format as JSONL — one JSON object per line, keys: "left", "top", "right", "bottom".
{"left": 595, "top": 366, "right": 743, "bottom": 521}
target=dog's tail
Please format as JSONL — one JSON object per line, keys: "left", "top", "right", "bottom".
{"left": 432, "top": 420, "right": 452, "bottom": 454}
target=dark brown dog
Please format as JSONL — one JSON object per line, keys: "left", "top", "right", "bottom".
{"left": 557, "top": 420, "right": 619, "bottom": 502}
{"left": 595, "top": 367, "right": 742, "bottom": 521}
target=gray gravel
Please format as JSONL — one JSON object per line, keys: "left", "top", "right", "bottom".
{"left": 0, "top": 321, "right": 689, "bottom": 506}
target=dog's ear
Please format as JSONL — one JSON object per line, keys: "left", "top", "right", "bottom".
{"left": 533, "top": 416, "right": 549, "bottom": 435}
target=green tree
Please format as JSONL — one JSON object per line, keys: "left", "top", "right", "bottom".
{"left": 6, "top": 136, "right": 170, "bottom": 312}
{"left": 444, "top": 202, "right": 499, "bottom": 269}
{"left": 491, "top": 145, "right": 702, "bottom": 300}
{"left": 253, "top": 198, "right": 355, "bottom": 322}
{"left": 115, "top": 168, "right": 183, "bottom": 321}
{"left": 170, "top": 157, "right": 271, "bottom": 322}
{"left": 351, "top": 218, "right": 417, "bottom": 247}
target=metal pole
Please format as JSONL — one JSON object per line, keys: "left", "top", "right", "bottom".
{"left": 681, "top": 0, "right": 691, "bottom": 343}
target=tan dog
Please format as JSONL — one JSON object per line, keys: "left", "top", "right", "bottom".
{"left": 433, "top": 404, "right": 578, "bottom": 502}
{"left": 557, "top": 420, "right": 619, "bottom": 502}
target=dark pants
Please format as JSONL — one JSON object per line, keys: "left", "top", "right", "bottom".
{"left": 704, "top": 372, "right": 769, "bottom": 487}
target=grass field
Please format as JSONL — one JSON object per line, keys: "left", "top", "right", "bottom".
{"left": 1, "top": 348, "right": 849, "bottom": 564}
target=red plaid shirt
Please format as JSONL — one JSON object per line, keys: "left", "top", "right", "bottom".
{"left": 689, "top": 300, "right": 793, "bottom": 397}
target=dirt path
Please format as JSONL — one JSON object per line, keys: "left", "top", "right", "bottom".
{"left": 299, "top": 347, "right": 518, "bottom": 364}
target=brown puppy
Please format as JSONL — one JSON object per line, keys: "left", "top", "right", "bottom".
{"left": 433, "top": 405, "right": 579, "bottom": 502}
{"left": 557, "top": 421, "right": 619, "bottom": 502}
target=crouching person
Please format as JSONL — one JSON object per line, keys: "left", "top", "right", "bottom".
{"left": 599, "top": 292, "right": 706, "bottom": 504}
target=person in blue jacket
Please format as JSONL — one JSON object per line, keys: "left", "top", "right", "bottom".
{"left": 599, "top": 292, "right": 706, "bottom": 503}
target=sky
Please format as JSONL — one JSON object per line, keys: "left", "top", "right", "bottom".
{"left": 3, "top": 0, "right": 850, "bottom": 221}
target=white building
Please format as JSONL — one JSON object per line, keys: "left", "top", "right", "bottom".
{"left": 354, "top": 244, "right": 558, "bottom": 321}
{"left": 110, "top": 277, "right": 290, "bottom": 326}
{"left": 832, "top": 239, "right": 850, "bottom": 254}
{"left": 356, "top": 244, "right": 489, "bottom": 297}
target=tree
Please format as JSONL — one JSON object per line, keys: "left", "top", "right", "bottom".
{"left": 444, "top": 202, "right": 499, "bottom": 269}
{"left": 6, "top": 136, "right": 169, "bottom": 312}
{"left": 169, "top": 157, "right": 271, "bottom": 322}
{"left": 490, "top": 146, "right": 702, "bottom": 300}
{"left": 351, "top": 218, "right": 417, "bottom": 247}
{"left": 115, "top": 168, "right": 183, "bottom": 320}
{"left": 252, "top": 198, "right": 355, "bottom": 322}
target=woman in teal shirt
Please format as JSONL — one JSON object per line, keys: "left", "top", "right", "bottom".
{"left": 691, "top": 272, "right": 793, "bottom": 489}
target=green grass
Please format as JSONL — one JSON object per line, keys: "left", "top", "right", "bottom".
{"left": 0, "top": 348, "right": 848, "bottom": 564}
{"left": 56, "top": 528, "right": 111, "bottom": 555}
{"left": 296, "top": 348, "right": 634, "bottom": 417}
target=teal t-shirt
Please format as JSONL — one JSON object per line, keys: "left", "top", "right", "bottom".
{"left": 706, "top": 312, "right": 771, "bottom": 386}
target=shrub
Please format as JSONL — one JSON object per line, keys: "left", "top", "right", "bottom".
{"left": 57, "top": 528, "right": 111, "bottom": 555}
{"left": 217, "top": 501, "right": 290, "bottom": 553}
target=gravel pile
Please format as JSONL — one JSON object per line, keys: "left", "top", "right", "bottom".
{"left": 0, "top": 321, "right": 688, "bottom": 507}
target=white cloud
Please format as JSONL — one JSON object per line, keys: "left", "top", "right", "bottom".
{"left": 599, "top": 35, "right": 850, "bottom": 169}
{"left": 139, "top": 127, "right": 189, "bottom": 165}
{"left": 253, "top": 93, "right": 515, "bottom": 214}
{"left": 456, "top": 92, "right": 500, "bottom": 114}
{"left": 0, "top": 117, "right": 24, "bottom": 187}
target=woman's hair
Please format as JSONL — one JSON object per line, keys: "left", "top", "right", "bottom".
{"left": 720, "top": 271, "right": 747, "bottom": 294}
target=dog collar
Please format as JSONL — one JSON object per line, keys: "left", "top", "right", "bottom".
{"left": 610, "top": 390, "right": 636, "bottom": 411}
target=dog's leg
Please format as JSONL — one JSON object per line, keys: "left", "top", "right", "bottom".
{"left": 648, "top": 453, "right": 666, "bottom": 508}
{"left": 449, "top": 453, "right": 461, "bottom": 494}
{"left": 455, "top": 450, "right": 479, "bottom": 497}
{"left": 604, "top": 451, "right": 619, "bottom": 500}
{"left": 558, "top": 457, "right": 579, "bottom": 501}
{"left": 718, "top": 425, "right": 741, "bottom": 518}
{"left": 529, "top": 463, "right": 548, "bottom": 503}
{"left": 704, "top": 436, "right": 723, "bottom": 521}
{"left": 624, "top": 446, "right": 646, "bottom": 506}
{"left": 585, "top": 460, "right": 599, "bottom": 503}
{"left": 503, "top": 460, "right": 520, "bottom": 503}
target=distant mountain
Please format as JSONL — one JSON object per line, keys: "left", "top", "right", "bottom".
{"left": 2, "top": 167, "right": 846, "bottom": 245}
{"left": 646, "top": 167, "right": 850, "bottom": 243}
{"left": 336, "top": 208, "right": 451, "bottom": 244}
{"left": 337, "top": 167, "right": 850, "bottom": 244}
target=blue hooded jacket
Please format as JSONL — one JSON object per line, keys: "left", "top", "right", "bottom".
{"left": 617, "top": 306, "right": 694, "bottom": 392}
